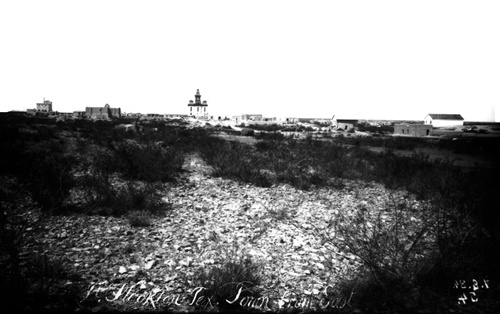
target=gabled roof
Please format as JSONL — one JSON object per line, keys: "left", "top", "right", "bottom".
{"left": 426, "top": 114, "right": 464, "bottom": 120}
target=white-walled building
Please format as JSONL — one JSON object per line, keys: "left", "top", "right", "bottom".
{"left": 424, "top": 114, "right": 464, "bottom": 127}
{"left": 333, "top": 118, "right": 359, "bottom": 130}
{"left": 188, "top": 89, "right": 208, "bottom": 118}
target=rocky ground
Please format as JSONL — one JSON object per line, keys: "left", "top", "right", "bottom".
{"left": 23, "top": 153, "right": 439, "bottom": 312}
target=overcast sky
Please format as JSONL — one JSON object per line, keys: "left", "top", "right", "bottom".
{"left": 1, "top": 0, "right": 499, "bottom": 121}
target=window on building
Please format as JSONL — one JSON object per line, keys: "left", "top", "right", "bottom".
{"left": 402, "top": 129, "right": 404, "bottom": 134}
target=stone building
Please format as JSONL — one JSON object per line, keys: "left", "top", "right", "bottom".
{"left": 394, "top": 124, "right": 432, "bottom": 136}
{"left": 188, "top": 89, "right": 208, "bottom": 118}
{"left": 232, "top": 114, "right": 263, "bottom": 124}
{"left": 73, "top": 111, "right": 85, "bottom": 118}
{"left": 277, "top": 117, "right": 299, "bottom": 123}
{"left": 85, "top": 103, "right": 121, "bottom": 119}
{"left": 36, "top": 99, "right": 53, "bottom": 112}
{"left": 334, "top": 118, "right": 359, "bottom": 130}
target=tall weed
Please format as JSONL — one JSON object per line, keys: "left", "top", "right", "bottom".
{"left": 194, "top": 244, "right": 262, "bottom": 309}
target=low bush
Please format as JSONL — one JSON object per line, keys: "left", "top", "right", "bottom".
{"left": 24, "top": 254, "right": 69, "bottom": 296}
{"left": 111, "top": 182, "right": 169, "bottom": 215}
{"left": 199, "top": 137, "right": 273, "bottom": 187}
{"left": 114, "top": 141, "right": 183, "bottom": 183}
{"left": 254, "top": 131, "right": 285, "bottom": 141}
{"left": 15, "top": 141, "right": 76, "bottom": 213}
{"left": 245, "top": 123, "right": 282, "bottom": 132}
{"left": 240, "top": 128, "right": 255, "bottom": 136}
{"left": 126, "top": 210, "right": 152, "bottom": 227}
{"left": 194, "top": 245, "right": 262, "bottom": 310}
{"left": 336, "top": 198, "right": 437, "bottom": 311}
{"left": 297, "top": 191, "right": 445, "bottom": 312}
{"left": 22, "top": 253, "right": 84, "bottom": 311}
{"left": 333, "top": 135, "right": 429, "bottom": 151}
{"left": 74, "top": 145, "right": 170, "bottom": 216}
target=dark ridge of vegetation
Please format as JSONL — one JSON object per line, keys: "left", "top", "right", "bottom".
{"left": 332, "top": 135, "right": 430, "bottom": 150}
{"left": 0, "top": 116, "right": 190, "bottom": 216}
{"left": 331, "top": 133, "right": 500, "bottom": 155}
{"left": 240, "top": 123, "right": 283, "bottom": 132}
{"left": 242, "top": 123, "right": 317, "bottom": 132}
{"left": 254, "top": 131, "right": 286, "bottom": 141}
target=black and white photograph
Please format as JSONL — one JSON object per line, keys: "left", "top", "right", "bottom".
{"left": 1, "top": 0, "right": 499, "bottom": 312}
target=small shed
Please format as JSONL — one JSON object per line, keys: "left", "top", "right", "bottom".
{"left": 394, "top": 124, "right": 432, "bottom": 136}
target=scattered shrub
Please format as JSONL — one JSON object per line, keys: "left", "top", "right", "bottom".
{"left": 240, "top": 128, "right": 255, "bottom": 136}
{"left": 123, "top": 243, "right": 136, "bottom": 254}
{"left": 199, "top": 138, "right": 272, "bottom": 187}
{"left": 194, "top": 245, "right": 262, "bottom": 309}
{"left": 303, "top": 193, "right": 439, "bottom": 312}
{"left": 25, "top": 254, "right": 69, "bottom": 295}
{"left": 17, "top": 142, "right": 76, "bottom": 213}
{"left": 269, "top": 207, "right": 288, "bottom": 221}
{"left": 22, "top": 253, "right": 84, "bottom": 311}
{"left": 254, "top": 131, "right": 285, "bottom": 141}
{"left": 245, "top": 123, "right": 282, "bottom": 132}
{"left": 127, "top": 210, "right": 152, "bottom": 227}
{"left": 115, "top": 141, "right": 183, "bottom": 183}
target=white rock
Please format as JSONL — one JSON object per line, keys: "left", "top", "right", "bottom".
{"left": 145, "top": 260, "right": 155, "bottom": 270}
{"left": 129, "top": 265, "right": 140, "bottom": 271}
{"left": 316, "top": 262, "right": 325, "bottom": 270}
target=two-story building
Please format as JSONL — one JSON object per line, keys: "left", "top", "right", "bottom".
{"left": 188, "top": 89, "right": 208, "bottom": 118}
{"left": 85, "top": 103, "right": 121, "bottom": 119}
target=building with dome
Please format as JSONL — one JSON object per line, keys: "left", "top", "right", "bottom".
{"left": 188, "top": 89, "right": 208, "bottom": 118}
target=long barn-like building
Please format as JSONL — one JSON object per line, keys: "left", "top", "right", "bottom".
{"left": 424, "top": 114, "right": 464, "bottom": 127}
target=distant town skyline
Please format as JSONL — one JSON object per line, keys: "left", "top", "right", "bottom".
{"left": 1, "top": 1, "right": 499, "bottom": 122}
